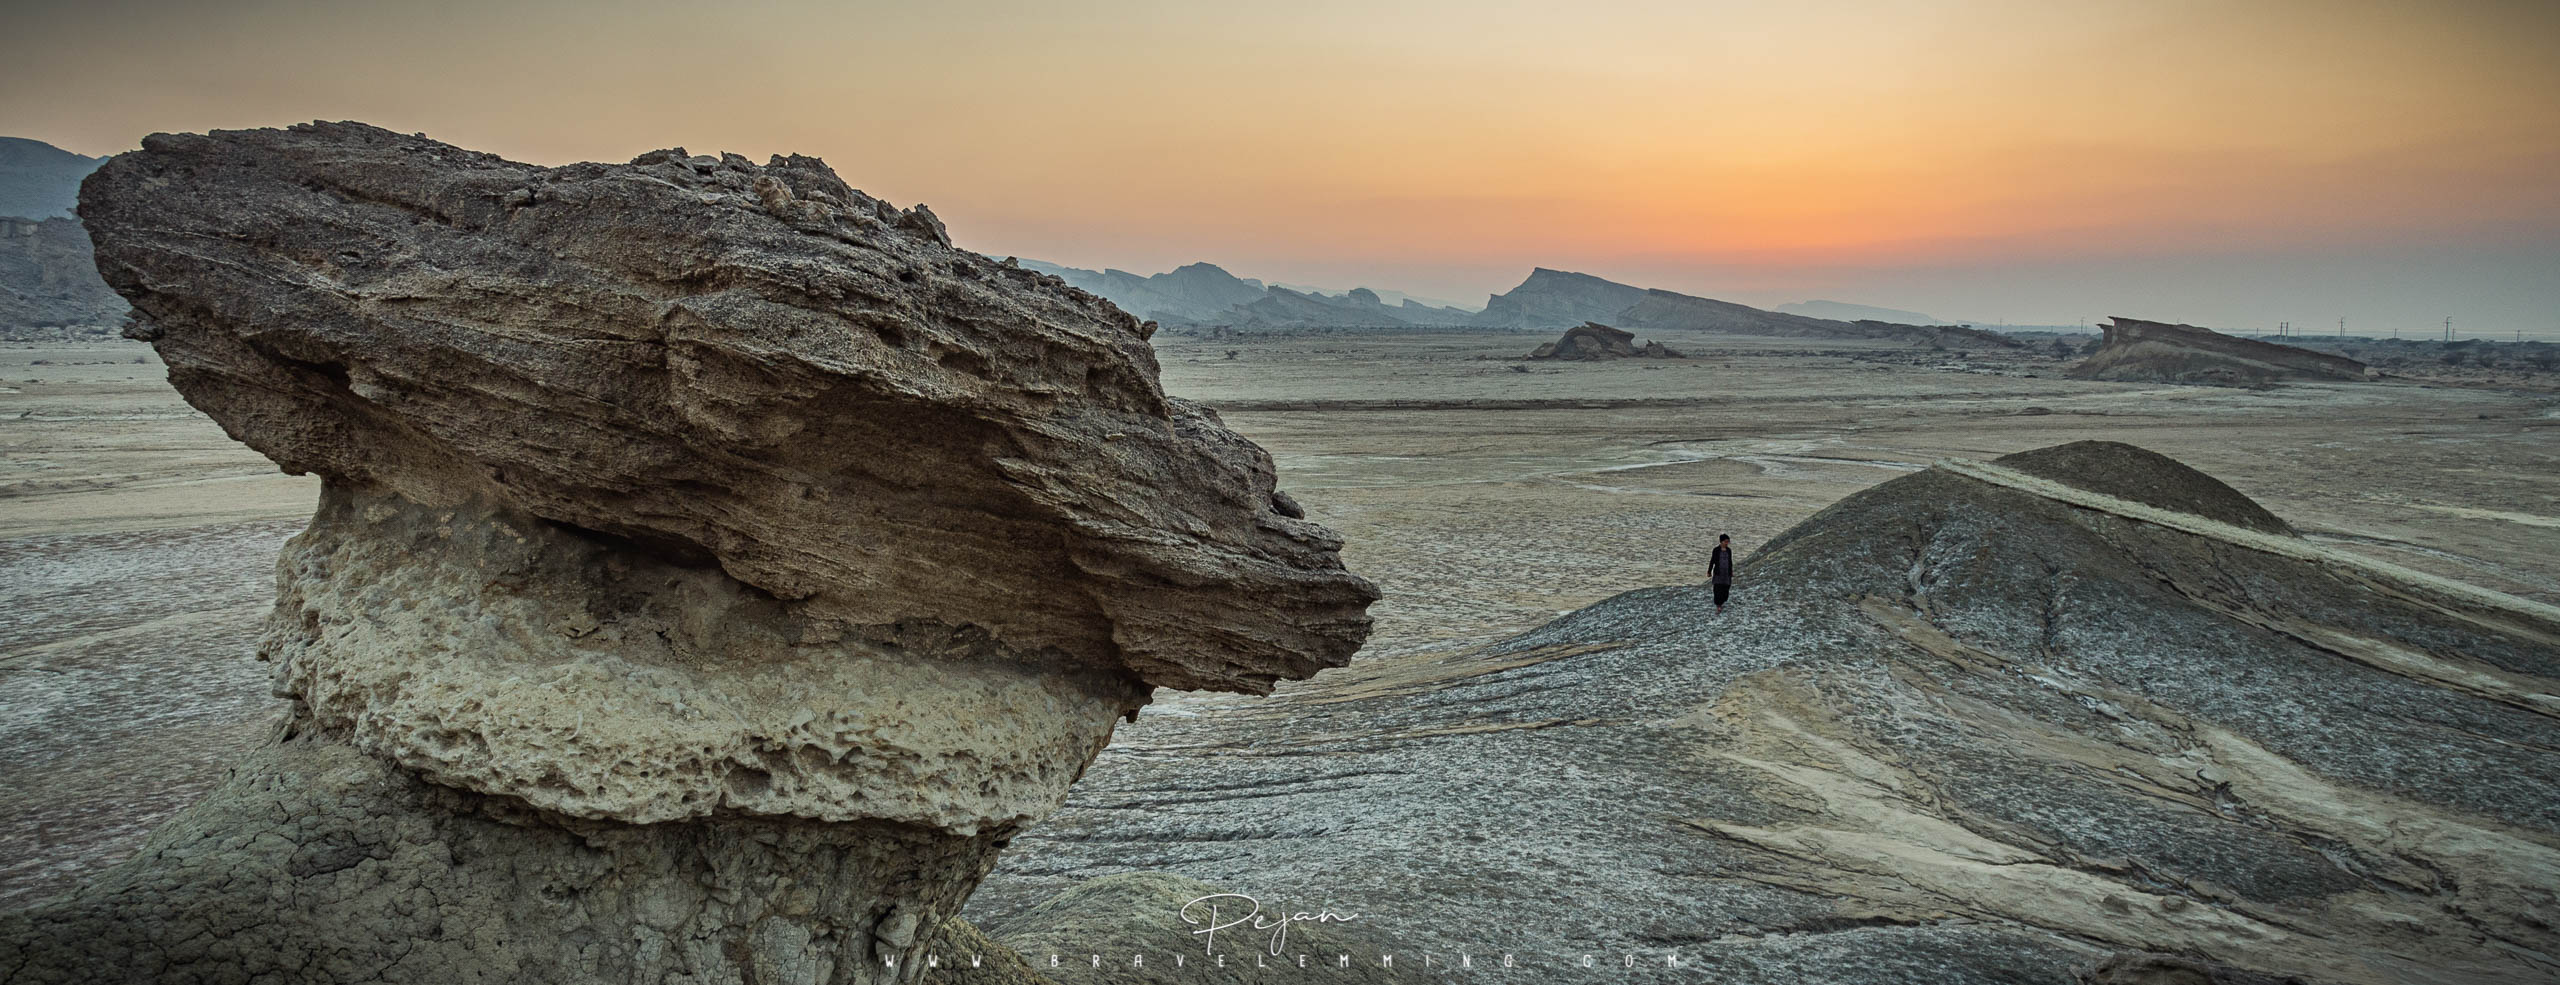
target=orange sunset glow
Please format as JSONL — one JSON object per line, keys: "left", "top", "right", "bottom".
{"left": 9, "top": 0, "right": 2556, "bottom": 332}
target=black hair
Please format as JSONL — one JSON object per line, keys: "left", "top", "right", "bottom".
{"left": 1718, "top": 534, "right": 1730, "bottom": 542}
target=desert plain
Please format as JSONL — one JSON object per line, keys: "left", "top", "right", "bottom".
{"left": 3, "top": 325, "right": 2553, "bottom": 921}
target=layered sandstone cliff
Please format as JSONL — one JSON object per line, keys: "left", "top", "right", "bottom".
{"left": 2070, "top": 316, "right": 2371, "bottom": 383}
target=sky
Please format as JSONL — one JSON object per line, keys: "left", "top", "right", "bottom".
{"left": 7, "top": 0, "right": 2557, "bottom": 335}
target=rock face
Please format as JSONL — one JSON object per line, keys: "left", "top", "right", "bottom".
{"left": 965, "top": 440, "right": 2560, "bottom": 984}
{"left": 0, "top": 121, "right": 1373, "bottom": 983}
{"left": 1524, "top": 321, "right": 1683, "bottom": 360}
{"left": 0, "top": 216, "right": 127, "bottom": 339}
{"left": 2070, "top": 317, "right": 2371, "bottom": 383}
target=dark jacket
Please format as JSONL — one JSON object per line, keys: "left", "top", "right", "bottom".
{"left": 1710, "top": 545, "right": 1734, "bottom": 585}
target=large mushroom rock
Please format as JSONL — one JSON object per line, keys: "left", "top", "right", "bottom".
{"left": 0, "top": 122, "right": 1374, "bottom": 984}
{"left": 2069, "top": 316, "right": 2371, "bottom": 383}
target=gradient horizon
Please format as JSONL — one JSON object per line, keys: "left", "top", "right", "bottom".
{"left": 8, "top": 0, "right": 2556, "bottom": 336}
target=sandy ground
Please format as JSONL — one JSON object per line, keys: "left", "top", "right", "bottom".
{"left": 1, "top": 332, "right": 2554, "bottom": 906}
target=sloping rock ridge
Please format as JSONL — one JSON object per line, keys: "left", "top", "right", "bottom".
{"left": 0, "top": 216, "right": 127, "bottom": 339}
{"left": 0, "top": 121, "right": 1373, "bottom": 984}
{"left": 964, "top": 440, "right": 2560, "bottom": 984}
{"left": 1473, "top": 266, "right": 1652, "bottom": 328}
{"left": 2070, "top": 316, "right": 2371, "bottom": 383}
{"left": 0, "top": 137, "right": 102, "bottom": 220}
{"left": 1475, "top": 268, "right": 2017, "bottom": 347}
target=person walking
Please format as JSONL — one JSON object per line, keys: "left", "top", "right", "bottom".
{"left": 1710, "top": 534, "right": 1736, "bottom": 612}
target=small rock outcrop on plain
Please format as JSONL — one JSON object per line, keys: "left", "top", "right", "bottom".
{"left": 2070, "top": 316, "right": 2371, "bottom": 383}
{"left": 965, "top": 440, "right": 2560, "bottom": 984}
{"left": 1524, "top": 321, "right": 1684, "bottom": 360}
{"left": 0, "top": 121, "right": 1374, "bottom": 983}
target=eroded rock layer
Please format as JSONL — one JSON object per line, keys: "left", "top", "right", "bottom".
{"left": 963, "top": 441, "right": 2560, "bottom": 984}
{"left": 2070, "top": 316, "right": 2371, "bottom": 383}
{"left": 0, "top": 122, "right": 1373, "bottom": 984}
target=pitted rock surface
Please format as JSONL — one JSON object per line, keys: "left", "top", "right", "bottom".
{"left": 81, "top": 121, "right": 1373, "bottom": 703}
{"left": 70, "top": 121, "right": 1375, "bottom": 824}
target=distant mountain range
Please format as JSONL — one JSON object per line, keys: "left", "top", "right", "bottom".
{"left": 3, "top": 131, "right": 1999, "bottom": 347}
{"left": 1015, "top": 260, "right": 1478, "bottom": 328}
{"left": 1, "top": 137, "right": 125, "bottom": 338}
{"left": 1017, "top": 260, "right": 2007, "bottom": 345}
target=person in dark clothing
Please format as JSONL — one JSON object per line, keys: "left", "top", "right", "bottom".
{"left": 1710, "top": 534, "right": 1736, "bottom": 612}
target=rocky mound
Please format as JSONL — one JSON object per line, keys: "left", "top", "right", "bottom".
{"left": 962, "top": 441, "right": 2560, "bottom": 984}
{"left": 0, "top": 216, "right": 127, "bottom": 339}
{"left": 1525, "top": 321, "right": 1683, "bottom": 360}
{"left": 1995, "top": 440, "right": 2293, "bottom": 535}
{"left": 2070, "top": 317, "right": 2371, "bottom": 383}
{"left": 0, "top": 122, "right": 1374, "bottom": 983}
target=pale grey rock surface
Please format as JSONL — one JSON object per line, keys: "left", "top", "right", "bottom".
{"left": 966, "top": 441, "right": 2560, "bottom": 984}
{"left": 980, "top": 872, "right": 1431, "bottom": 984}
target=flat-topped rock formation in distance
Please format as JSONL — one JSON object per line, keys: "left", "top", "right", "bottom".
{"left": 1525, "top": 321, "right": 1683, "bottom": 360}
{"left": 0, "top": 121, "right": 1374, "bottom": 984}
{"left": 2070, "top": 316, "right": 2372, "bottom": 383}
